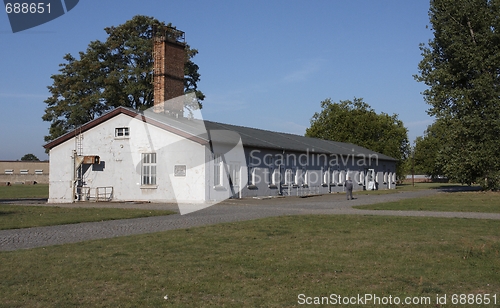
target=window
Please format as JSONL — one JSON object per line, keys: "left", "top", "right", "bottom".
{"left": 272, "top": 168, "right": 280, "bottom": 185}
{"left": 248, "top": 167, "right": 255, "bottom": 186}
{"left": 267, "top": 167, "right": 274, "bottom": 185}
{"left": 332, "top": 170, "right": 339, "bottom": 184}
{"left": 285, "top": 169, "right": 294, "bottom": 185}
{"left": 115, "top": 127, "right": 130, "bottom": 137}
{"left": 141, "top": 153, "right": 156, "bottom": 185}
{"left": 35, "top": 169, "right": 43, "bottom": 175}
{"left": 358, "top": 172, "right": 364, "bottom": 184}
{"left": 323, "top": 169, "right": 329, "bottom": 185}
{"left": 339, "top": 170, "right": 346, "bottom": 183}
{"left": 214, "top": 154, "right": 223, "bottom": 186}
{"left": 4, "top": 169, "right": 13, "bottom": 175}
{"left": 20, "top": 169, "right": 28, "bottom": 175}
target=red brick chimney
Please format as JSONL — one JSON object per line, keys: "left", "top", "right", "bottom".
{"left": 153, "top": 26, "right": 186, "bottom": 117}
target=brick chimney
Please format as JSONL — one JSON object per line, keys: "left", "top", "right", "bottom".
{"left": 153, "top": 26, "right": 186, "bottom": 117}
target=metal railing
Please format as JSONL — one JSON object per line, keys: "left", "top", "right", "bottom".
{"left": 297, "top": 186, "right": 320, "bottom": 197}
{"left": 280, "top": 185, "right": 321, "bottom": 197}
{"left": 79, "top": 186, "right": 113, "bottom": 202}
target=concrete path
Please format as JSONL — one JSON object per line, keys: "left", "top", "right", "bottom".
{"left": 1, "top": 188, "right": 499, "bottom": 252}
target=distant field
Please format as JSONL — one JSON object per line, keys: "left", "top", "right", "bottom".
{"left": 0, "top": 183, "right": 49, "bottom": 199}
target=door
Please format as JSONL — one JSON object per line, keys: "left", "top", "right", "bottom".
{"left": 228, "top": 163, "right": 240, "bottom": 199}
{"left": 365, "top": 168, "right": 376, "bottom": 190}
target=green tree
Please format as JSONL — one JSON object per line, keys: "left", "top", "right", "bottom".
{"left": 305, "top": 98, "right": 410, "bottom": 178}
{"left": 415, "top": 0, "right": 500, "bottom": 189}
{"left": 413, "top": 120, "right": 447, "bottom": 178}
{"left": 20, "top": 154, "right": 40, "bottom": 161}
{"left": 43, "top": 15, "right": 204, "bottom": 143}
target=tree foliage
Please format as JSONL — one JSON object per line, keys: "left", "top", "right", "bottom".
{"left": 415, "top": 0, "right": 500, "bottom": 189}
{"left": 43, "top": 15, "right": 204, "bottom": 143}
{"left": 305, "top": 98, "right": 410, "bottom": 177}
{"left": 413, "top": 120, "right": 447, "bottom": 178}
{"left": 20, "top": 153, "right": 40, "bottom": 161}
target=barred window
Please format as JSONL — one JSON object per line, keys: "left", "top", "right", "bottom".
{"left": 323, "top": 169, "right": 330, "bottom": 185}
{"left": 285, "top": 169, "right": 294, "bottom": 185}
{"left": 141, "top": 153, "right": 156, "bottom": 185}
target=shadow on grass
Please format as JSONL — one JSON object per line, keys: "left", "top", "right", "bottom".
{"left": 397, "top": 183, "right": 482, "bottom": 193}
{"left": 0, "top": 211, "right": 16, "bottom": 216}
{"left": 436, "top": 185, "right": 482, "bottom": 193}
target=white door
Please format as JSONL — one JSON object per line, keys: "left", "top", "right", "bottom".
{"left": 228, "top": 163, "right": 240, "bottom": 198}
{"left": 365, "top": 169, "right": 375, "bottom": 190}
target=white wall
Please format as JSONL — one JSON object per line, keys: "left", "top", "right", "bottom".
{"left": 47, "top": 137, "right": 76, "bottom": 203}
{"left": 48, "top": 113, "right": 207, "bottom": 203}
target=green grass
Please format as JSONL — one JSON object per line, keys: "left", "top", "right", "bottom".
{"left": 0, "top": 183, "right": 49, "bottom": 199}
{"left": 1, "top": 215, "right": 499, "bottom": 307}
{"left": 355, "top": 191, "right": 500, "bottom": 213}
{"left": 0, "top": 205, "right": 175, "bottom": 230}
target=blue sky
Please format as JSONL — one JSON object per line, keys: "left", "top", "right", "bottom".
{"left": 0, "top": 0, "right": 433, "bottom": 160}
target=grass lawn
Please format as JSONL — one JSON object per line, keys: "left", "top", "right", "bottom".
{"left": 1, "top": 215, "right": 499, "bottom": 307}
{"left": 0, "top": 183, "right": 49, "bottom": 199}
{"left": 0, "top": 205, "right": 175, "bottom": 230}
{"left": 355, "top": 191, "right": 500, "bottom": 213}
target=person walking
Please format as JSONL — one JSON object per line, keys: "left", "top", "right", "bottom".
{"left": 345, "top": 177, "right": 354, "bottom": 200}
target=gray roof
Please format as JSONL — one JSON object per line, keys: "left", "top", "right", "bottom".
{"left": 44, "top": 107, "right": 397, "bottom": 162}
{"left": 203, "top": 121, "right": 397, "bottom": 161}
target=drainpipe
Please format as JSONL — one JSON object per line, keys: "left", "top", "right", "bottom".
{"left": 327, "top": 166, "right": 331, "bottom": 193}
{"left": 72, "top": 150, "right": 77, "bottom": 203}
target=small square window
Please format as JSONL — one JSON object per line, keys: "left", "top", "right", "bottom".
{"left": 115, "top": 127, "right": 130, "bottom": 137}
{"left": 174, "top": 165, "right": 186, "bottom": 177}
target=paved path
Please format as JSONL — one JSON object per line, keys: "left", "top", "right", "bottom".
{"left": 2, "top": 188, "right": 499, "bottom": 251}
